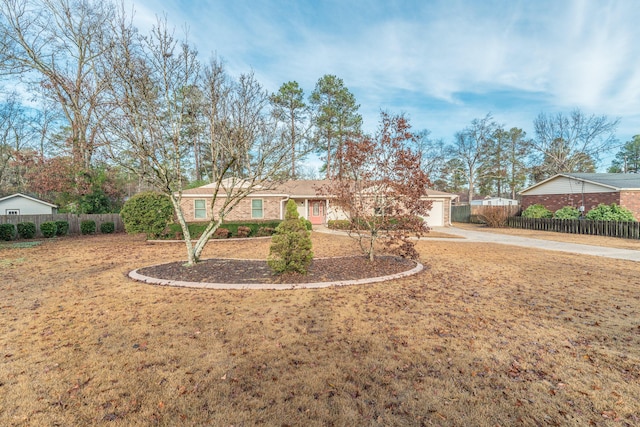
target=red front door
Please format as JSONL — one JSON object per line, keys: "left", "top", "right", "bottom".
{"left": 308, "top": 200, "right": 325, "bottom": 225}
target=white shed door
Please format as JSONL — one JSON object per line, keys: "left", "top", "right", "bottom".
{"left": 424, "top": 200, "right": 444, "bottom": 227}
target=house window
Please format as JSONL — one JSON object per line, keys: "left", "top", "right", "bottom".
{"left": 6, "top": 210, "right": 19, "bottom": 215}
{"left": 194, "top": 200, "right": 207, "bottom": 219}
{"left": 251, "top": 199, "right": 263, "bottom": 219}
{"left": 313, "top": 202, "right": 320, "bottom": 216}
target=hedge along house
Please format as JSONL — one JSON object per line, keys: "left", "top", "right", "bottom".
{"left": 519, "top": 173, "right": 640, "bottom": 220}
{"left": 0, "top": 193, "right": 58, "bottom": 215}
{"left": 179, "top": 180, "right": 458, "bottom": 227}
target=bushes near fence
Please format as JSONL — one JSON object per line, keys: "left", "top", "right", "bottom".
{"left": 81, "top": 220, "right": 96, "bottom": 235}
{"left": 40, "top": 221, "right": 57, "bottom": 238}
{"left": 17, "top": 222, "right": 36, "bottom": 239}
{"left": 55, "top": 221, "right": 69, "bottom": 236}
{"left": 100, "top": 222, "right": 115, "bottom": 234}
{"left": 0, "top": 223, "right": 16, "bottom": 241}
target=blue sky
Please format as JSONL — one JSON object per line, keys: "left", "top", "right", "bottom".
{"left": 124, "top": 0, "right": 640, "bottom": 170}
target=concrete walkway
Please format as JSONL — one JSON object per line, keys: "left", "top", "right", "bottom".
{"left": 314, "top": 225, "right": 640, "bottom": 262}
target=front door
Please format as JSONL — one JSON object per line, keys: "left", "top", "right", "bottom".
{"left": 308, "top": 200, "right": 325, "bottom": 225}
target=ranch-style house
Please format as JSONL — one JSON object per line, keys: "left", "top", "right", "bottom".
{"left": 179, "top": 180, "right": 458, "bottom": 227}
{"left": 519, "top": 173, "right": 640, "bottom": 220}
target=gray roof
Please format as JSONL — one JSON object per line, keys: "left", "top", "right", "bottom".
{"left": 563, "top": 173, "right": 640, "bottom": 190}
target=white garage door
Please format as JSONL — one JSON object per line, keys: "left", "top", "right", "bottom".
{"left": 423, "top": 200, "right": 444, "bottom": 227}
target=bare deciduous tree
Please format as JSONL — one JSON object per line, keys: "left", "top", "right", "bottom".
{"left": 104, "top": 17, "right": 289, "bottom": 265}
{"left": 0, "top": 0, "right": 116, "bottom": 170}
{"left": 531, "top": 109, "right": 619, "bottom": 180}
{"left": 447, "top": 113, "right": 497, "bottom": 203}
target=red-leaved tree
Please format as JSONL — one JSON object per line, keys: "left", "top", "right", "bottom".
{"left": 321, "top": 112, "right": 432, "bottom": 261}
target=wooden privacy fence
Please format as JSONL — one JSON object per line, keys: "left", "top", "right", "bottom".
{"left": 0, "top": 213, "right": 123, "bottom": 236}
{"left": 507, "top": 217, "right": 640, "bottom": 240}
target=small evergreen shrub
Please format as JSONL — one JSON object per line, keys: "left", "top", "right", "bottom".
{"left": 81, "top": 220, "right": 96, "bottom": 235}
{"left": 0, "top": 223, "right": 16, "bottom": 241}
{"left": 213, "top": 228, "right": 230, "bottom": 239}
{"left": 40, "top": 221, "right": 58, "bottom": 238}
{"left": 554, "top": 206, "right": 581, "bottom": 220}
{"left": 327, "top": 219, "right": 350, "bottom": 230}
{"left": 55, "top": 221, "right": 69, "bottom": 236}
{"left": 100, "top": 222, "right": 115, "bottom": 234}
{"left": 256, "top": 227, "right": 276, "bottom": 237}
{"left": 120, "top": 191, "right": 174, "bottom": 238}
{"left": 521, "top": 204, "right": 552, "bottom": 219}
{"left": 236, "top": 226, "right": 251, "bottom": 238}
{"left": 16, "top": 222, "right": 36, "bottom": 239}
{"left": 303, "top": 218, "right": 312, "bottom": 231}
{"left": 585, "top": 203, "right": 636, "bottom": 222}
{"left": 268, "top": 200, "right": 313, "bottom": 275}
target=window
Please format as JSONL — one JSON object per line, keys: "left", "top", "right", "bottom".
{"left": 6, "top": 210, "right": 19, "bottom": 215}
{"left": 313, "top": 202, "right": 320, "bottom": 216}
{"left": 194, "top": 200, "right": 206, "bottom": 219}
{"left": 251, "top": 199, "right": 263, "bottom": 219}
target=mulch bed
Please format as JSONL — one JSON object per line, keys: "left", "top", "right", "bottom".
{"left": 137, "top": 256, "right": 417, "bottom": 284}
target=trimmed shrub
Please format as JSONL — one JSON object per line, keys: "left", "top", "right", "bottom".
{"left": 236, "top": 226, "right": 251, "bottom": 238}
{"left": 327, "top": 219, "right": 350, "bottom": 230}
{"left": 268, "top": 199, "right": 313, "bottom": 275}
{"left": 55, "top": 220, "right": 69, "bottom": 236}
{"left": 478, "top": 207, "right": 509, "bottom": 228}
{"left": 17, "top": 222, "right": 36, "bottom": 239}
{"left": 164, "top": 220, "right": 282, "bottom": 239}
{"left": 40, "top": 221, "right": 58, "bottom": 238}
{"left": 302, "top": 218, "right": 312, "bottom": 231}
{"left": 521, "top": 204, "right": 552, "bottom": 219}
{"left": 100, "top": 222, "right": 115, "bottom": 234}
{"left": 585, "top": 203, "right": 636, "bottom": 222}
{"left": 81, "top": 220, "right": 96, "bottom": 235}
{"left": 554, "top": 206, "right": 581, "bottom": 220}
{"left": 213, "top": 228, "right": 230, "bottom": 239}
{"left": 0, "top": 223, "right": 16, "bottom": 241}
{"left": 256, "top": 227, "right": 276, "bottom": 237}
{"left": 120, "top": 191, "right": 174, "bottom": 238}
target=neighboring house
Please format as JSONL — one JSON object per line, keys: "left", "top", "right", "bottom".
{"left": 0, "top": 193, "right": 58, "bottom": 215}
{"left": 470, "top": 197, "right": 519, "bottom": 206}
{"left": 179, "top": 180, "right": 458, "bottom": 227}
{"left": 519, "top": 173, "right": 640, "bottom": 220}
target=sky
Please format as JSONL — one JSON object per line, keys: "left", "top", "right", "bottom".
{"left": 123, "top": 0, "right": 639, "bottom": 171}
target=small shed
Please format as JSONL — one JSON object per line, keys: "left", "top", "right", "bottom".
{"left": 0, "top": 193, "right": 58, "bottom": 215}
{"left": 470, "top": 197, "right": 519, "bottom": 206}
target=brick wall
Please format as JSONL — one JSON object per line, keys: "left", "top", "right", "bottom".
{"left": 619, "top": 191, "right": 640, "bottom": 220}
{"left": 521, "top": 192, "right": 640, "bottom": 216}
{"left": 179, "top": 196, "right": 283, "bottom": 222}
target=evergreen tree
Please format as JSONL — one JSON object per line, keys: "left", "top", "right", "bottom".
{"left": 309, "top": 75, "right": 361, "bottom": 178}
{"left": 268, "top": 199, "right": 313, "bottom": 274}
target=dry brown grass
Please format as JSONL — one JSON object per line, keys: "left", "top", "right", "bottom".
{"left": 1, "top": 232, "right": 639, "bottom": 426}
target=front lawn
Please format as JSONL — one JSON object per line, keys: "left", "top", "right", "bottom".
{"left": 1, "top": 233, "right": 638, "bottom": 425}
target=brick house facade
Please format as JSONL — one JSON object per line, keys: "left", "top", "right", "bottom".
{"left": 520, "top": 173, "right": 640, "bottom": 220}
{"left": 178, "top": 180, "right": 458, "bottom": 227}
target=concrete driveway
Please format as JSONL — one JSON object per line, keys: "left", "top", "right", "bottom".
{"left": 430, "top": 227, "right": 640, "bottom": 262}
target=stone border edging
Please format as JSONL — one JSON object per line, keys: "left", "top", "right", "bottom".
{"left": 128, "top": 258, "right": 424, "bottom": 290}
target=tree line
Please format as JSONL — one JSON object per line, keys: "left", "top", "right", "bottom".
{"left": 0, "top": 0, "right": 633, "bottom": 215}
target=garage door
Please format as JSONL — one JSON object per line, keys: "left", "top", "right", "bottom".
{"left": 423, "top": 200, "right": 444, "bottom": 227}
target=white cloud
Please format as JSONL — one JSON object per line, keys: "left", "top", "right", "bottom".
{"left": 124, "top": 0, "right": 640, "bottom": 142}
